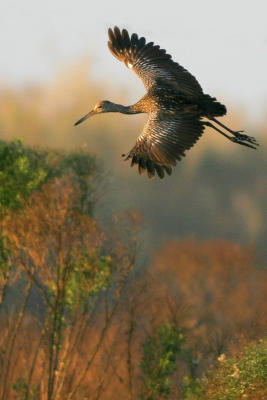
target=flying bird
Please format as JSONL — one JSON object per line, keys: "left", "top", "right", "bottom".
{"left": 74, "top": 26, "right": 258, "bottom": 179}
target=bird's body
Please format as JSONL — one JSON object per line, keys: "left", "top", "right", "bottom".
{"left": 75, "top": 27, "right": 258, "bottom": 179}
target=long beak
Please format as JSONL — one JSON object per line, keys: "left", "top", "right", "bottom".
{"left": 74, "top": 110, "right": 96, "bottom": 126}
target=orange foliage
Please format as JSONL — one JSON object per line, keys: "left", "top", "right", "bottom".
{"left": 152, "top": 240, "right": 267, "bottom": 354}
{"left": 0, "top": 177, "right": 266, "bottom": 399}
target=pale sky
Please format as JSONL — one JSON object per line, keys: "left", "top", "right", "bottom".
{"left": 0, "top": 0, "right": 267, "bottom": 120}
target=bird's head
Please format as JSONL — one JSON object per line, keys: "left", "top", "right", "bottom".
{"left": 74, "top": 100, "right": 115, "bottom": 126}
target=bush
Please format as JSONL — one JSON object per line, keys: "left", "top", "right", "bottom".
{"left": 194, "top": 338, "right": 267, "bottom": 400}
{"left": 0, "top": 139, "right": 99, "bottom": 215}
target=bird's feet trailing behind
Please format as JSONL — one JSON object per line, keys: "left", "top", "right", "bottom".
{"left": 204, "top": 119, "right": 259, "bottom": 149}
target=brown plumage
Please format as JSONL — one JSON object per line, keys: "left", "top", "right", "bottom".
{"left": 74, "top": 26, "right": 258, "bottom": 179}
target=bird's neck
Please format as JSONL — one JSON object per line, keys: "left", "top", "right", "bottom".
{"left": 113, "top": 103, "right": 144, "bottom": 115}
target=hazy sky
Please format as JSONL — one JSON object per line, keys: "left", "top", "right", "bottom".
{"left": 0, "top": 0, "right": 266, "bottom": 119}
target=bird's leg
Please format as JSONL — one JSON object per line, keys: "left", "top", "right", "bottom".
{"left": 203, "top": 121, "right": 257, "bottom": 149}
{"left": 210, "top": 117, "right": 258, "bottom": 146}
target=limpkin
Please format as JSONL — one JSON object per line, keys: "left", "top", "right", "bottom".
{"left": 74, "top": 26, "right": 258, "bottom": 179}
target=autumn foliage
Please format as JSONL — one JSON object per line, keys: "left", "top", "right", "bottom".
{"left": 0, "top": 67, "right": 266, "bottom": 399}
{"left": 0, "top": 142, "right": 266, "bottom": 399}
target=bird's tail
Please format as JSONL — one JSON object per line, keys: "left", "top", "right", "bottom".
{"left": 202, "top": 94, "right": 227, "bottom": 117}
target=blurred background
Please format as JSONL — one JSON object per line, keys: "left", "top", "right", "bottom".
{"left": 0, "top": 0, "right": 266, "bottom": 258}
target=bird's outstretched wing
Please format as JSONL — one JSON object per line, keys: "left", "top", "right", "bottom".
{"left": 108, "top": 26, "right": 203, "bottom": 98}
{"left": 124, "top": 110, "right": 204, "bottom": 179}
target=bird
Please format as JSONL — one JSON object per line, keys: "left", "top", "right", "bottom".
{"left": 74, "top": 26, "right": 258, "bottom": 179}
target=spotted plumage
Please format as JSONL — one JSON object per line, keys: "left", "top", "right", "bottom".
{"left": 74, "top": 26, "right": 258, "bottom": 179}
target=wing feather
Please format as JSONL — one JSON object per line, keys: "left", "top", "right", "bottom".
{"left": 108, "top": 26, "right": 203, "bottom": 98}
{"left": 124, "top": 111, "right": 204, "bottom": 179}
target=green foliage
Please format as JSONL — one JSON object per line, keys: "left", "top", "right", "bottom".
{"left": 58, "top": 150, "right": 99, "bottom": 215}
{"left": 139, "top": 322, "right": 185, "bottom": 400}
{"left": 0, "top": 139, "right": 48, "bottom": 212}
{"left": 0, "top": 139, "right": 98, "bottom": 215}
{"left": 0, "top": 234, "right": 11, "bottom": 278}
{"left": 183, "top": 375, "right": 202, "bottom": 400}
{"left": 12, "top": 376, "right": 38, "bottom": 399}
{"left": 194, "top": 338, "right": 267, "bottom": 400}
{"left": 65, "top": 253, "right": 113, "bottom": 312}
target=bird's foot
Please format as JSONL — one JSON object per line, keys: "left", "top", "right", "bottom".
{"left": 233, "top": 131, "right": 259, "bottom": 146}
{"left": 230, "top": 137, "right": 257, "bottom": 149}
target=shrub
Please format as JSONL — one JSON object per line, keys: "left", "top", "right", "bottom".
{"left": 194, "top": 338, "right": 267, "bottom": 400}
{"left": 0, "top": 139, "right": 99, "bottom": 215}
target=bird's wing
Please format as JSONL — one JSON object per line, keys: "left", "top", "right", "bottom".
{"left": 124, "top": 110, "right": 204, "bottom": 179}
{"left": 108, "top": 27, "right": 203, "bottom": 98}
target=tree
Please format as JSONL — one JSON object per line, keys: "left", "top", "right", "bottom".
{"left": 139, "top": 322, "right": 185, "bottom": 400}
